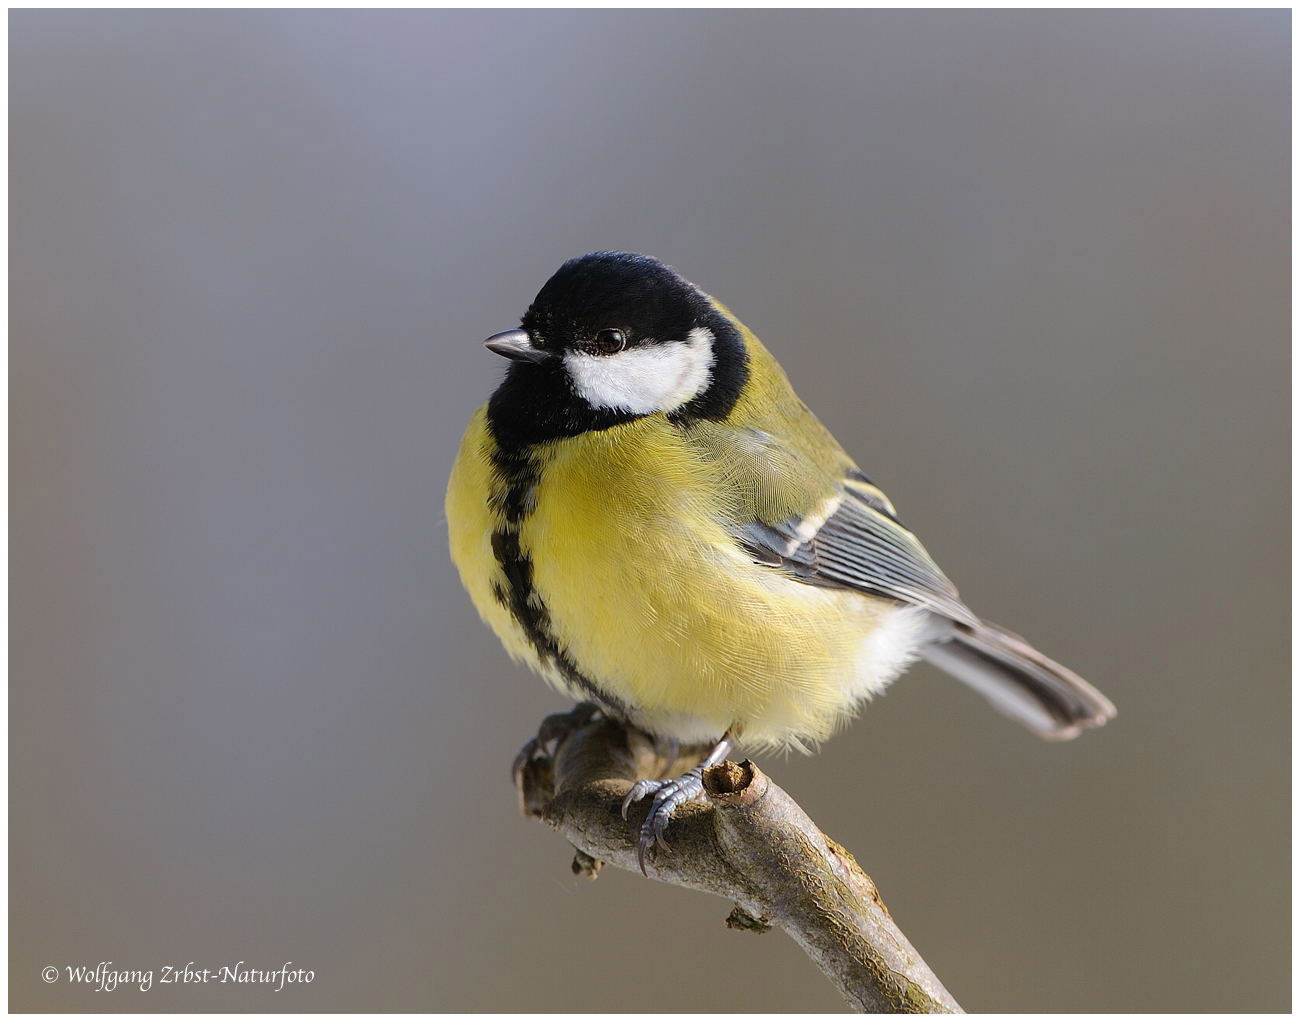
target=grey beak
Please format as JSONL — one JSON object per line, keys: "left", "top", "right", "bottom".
{"left": 484, "top": 329, "right": 549, "bottom": 363}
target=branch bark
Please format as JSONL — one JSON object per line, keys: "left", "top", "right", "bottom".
{"left": 515, "top": 711, "right": 962, "bottom": 1014}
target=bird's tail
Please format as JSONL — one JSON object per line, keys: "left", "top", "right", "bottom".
{"left": 921, "top": 620, "right": 1116, "bottom": 740}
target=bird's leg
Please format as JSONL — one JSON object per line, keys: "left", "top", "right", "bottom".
{"left": 621, "top": 731, "right": 735, "bottom": 874}
{"left": 655, "top": 736, "right": 680, "bottom": 778}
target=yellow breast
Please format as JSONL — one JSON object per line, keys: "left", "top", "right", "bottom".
{"left": 447, "top": 407, "right": 921, "bottom": 751}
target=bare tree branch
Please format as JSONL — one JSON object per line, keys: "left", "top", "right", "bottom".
{"left": 515, "top": 710, "right": 963, "bottom": 1014}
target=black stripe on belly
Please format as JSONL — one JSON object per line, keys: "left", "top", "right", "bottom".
{"left": 486, "top": 444, "right": 628, "bottom": 717}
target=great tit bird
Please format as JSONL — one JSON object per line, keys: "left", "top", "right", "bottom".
{"left": 447, "top": 251, "right": 1115, "bottom": 867}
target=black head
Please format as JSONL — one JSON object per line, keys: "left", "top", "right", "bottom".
{"left": 521, "top": 252, "right": 711, "bottom": 358}
{"left": 485, "top": 252, "right": 748, "bottom": 451}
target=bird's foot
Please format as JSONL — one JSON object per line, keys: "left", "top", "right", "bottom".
{"left": 512, "top": 702, "right": 601, "bottom": 812}
{"left": 619, "top": 732, "right": 735, "bottom": 874}
{"left": 620, "top": 767, "right": 707, "bottom": 874}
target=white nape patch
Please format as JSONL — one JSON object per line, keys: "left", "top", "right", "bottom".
{"left": 846, "top": 606, "right": 932, "bottom": 703}
{"left": 565, "top": 326, "right": 714, "bottom": 414}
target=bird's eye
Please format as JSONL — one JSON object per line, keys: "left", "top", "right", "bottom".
{"left": 594, "top": 328, "right": 626, "bottom": 355}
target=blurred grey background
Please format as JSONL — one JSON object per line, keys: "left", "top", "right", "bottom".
{"left": 10, "top": 9, "right": 1289, "bottom": 1013}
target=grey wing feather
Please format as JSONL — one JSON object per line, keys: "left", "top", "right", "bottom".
{"left": 734, "top": 477, "right": 979, "bottom": 628}
{"left": 732, "top": 474, "right": 1115, "bottom": 738}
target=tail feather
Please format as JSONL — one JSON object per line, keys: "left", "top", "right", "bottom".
{"left": 921, "top": 620, "right": 1116, "bottom": 740}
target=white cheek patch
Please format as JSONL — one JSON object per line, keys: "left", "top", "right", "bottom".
{"left": 565, "top": 326, "right": 714, "bottom": 415}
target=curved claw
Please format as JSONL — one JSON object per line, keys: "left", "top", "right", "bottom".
{"left": 513, "top": 703, "right": 602, "bottom": 790}
{"left": 511, "top": 737, "right": 541, "bottom": 790}
{"left": 625, "top": 768, "right": 706, "bottom": 874}
{"left": 650, "top": 804, "right": 668, "bottom": 847}
{"left": 621, "top": 778, "right": 660, "bottom": 820}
